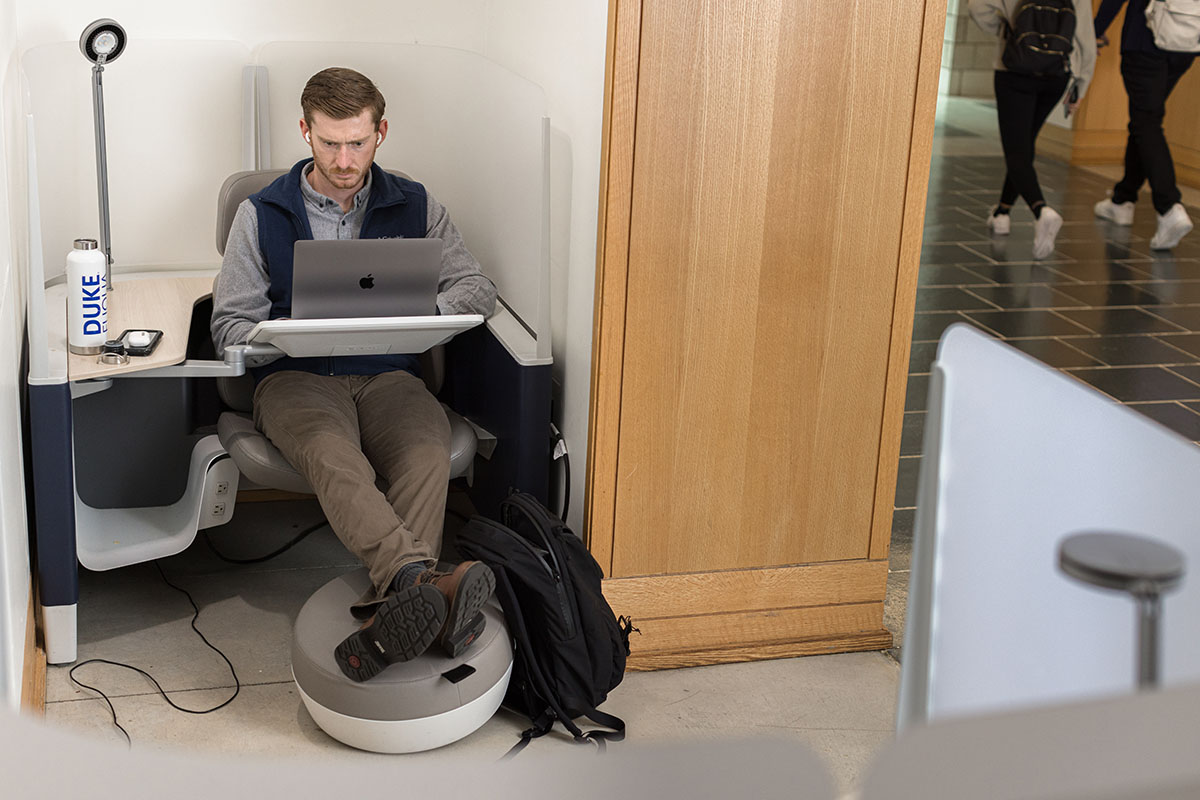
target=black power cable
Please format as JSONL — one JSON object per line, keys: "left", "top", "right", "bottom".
{"left": 68, "top": 561, "right": 240, "bottom": 746}
{"left": 202, "top": 518, "right": 329, "bottom": 564}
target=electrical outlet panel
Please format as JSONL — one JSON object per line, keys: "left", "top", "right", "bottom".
{"left": 199, "top": 456, "right": 240, "bottom": 530}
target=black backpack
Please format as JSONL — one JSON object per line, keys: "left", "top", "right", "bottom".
{"left": 1003, "top": 0, "right": 1076, "bottom": 76}
{"left": 456, "top": 491, "right": 634, "bottom": 754}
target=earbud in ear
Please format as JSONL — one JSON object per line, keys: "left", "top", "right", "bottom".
{"left": 376, "top": 133, "right": 382, "bottom": 146}
{"left": 305, "top": 133, "right": 311, "bottom": 143}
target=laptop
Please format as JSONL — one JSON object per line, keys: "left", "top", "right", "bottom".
{"left": 290, "top": 238, "right": 442, "bottom": 319}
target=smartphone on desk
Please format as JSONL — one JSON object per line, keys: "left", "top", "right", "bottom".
{"left": 117, "top": 328, "right": 163, "bottom": 357}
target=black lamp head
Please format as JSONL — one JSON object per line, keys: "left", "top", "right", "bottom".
{"left": 79, "top": 19, "right": 127, "bottom": 65}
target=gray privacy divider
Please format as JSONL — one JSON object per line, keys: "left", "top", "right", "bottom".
{"left": 899, "top": 323, "right": 1200, "bottom": 729}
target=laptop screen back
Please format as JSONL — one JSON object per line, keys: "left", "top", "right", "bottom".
{"left": 290, "top": 238, "right": 442, "bottom": 319}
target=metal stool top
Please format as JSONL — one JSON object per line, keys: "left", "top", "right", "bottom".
{"left": 1059, "top": 532, "right": 1185, "bottom": 596}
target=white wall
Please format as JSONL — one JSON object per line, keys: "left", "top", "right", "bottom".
{"left": 0, "top": 0, "right": 32, "bottom": 709}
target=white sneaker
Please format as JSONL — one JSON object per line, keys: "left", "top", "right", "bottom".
{"left": 987, "top": 208, "right": 1011, "bottom": 235}
{"left": 1094, "top": 197, "right": 1135, "bottom": 225}
{"left": 1150, "top": 203, "right": 1194, "bottom": 250}
{"left": 1033, "top": 206, "right": 1063, "bottom": 259}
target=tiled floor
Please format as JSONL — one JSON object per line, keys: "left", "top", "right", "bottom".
{"left": 36, "top": 97, "right": 1200, "bottom": 797}
{"left": 885, "top": 97, "right": 1200, "bottom": 657}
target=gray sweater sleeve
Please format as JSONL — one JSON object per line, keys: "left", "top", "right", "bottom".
{"left": 426, "top": 191, "right": 498, "bottom": 317}
{"left": 210, "top": 199, "right": 271, "bottom": 357}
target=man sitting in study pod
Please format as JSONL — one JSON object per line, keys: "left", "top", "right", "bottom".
{"left": 211, "top": 67, "right": 497, "bottom": 682}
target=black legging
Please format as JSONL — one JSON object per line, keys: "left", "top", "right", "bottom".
{"left": 1112, "top": 50, "right": 1195, "bottom": 215}
{"left": 994, "top": 70, "right": 1070, "bottom": 211}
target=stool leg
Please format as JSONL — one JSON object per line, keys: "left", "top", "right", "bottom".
{"left": 1135, "top": 592, "right": 1162, "bottom": 690}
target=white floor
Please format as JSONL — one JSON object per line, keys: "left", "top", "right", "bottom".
{"left": 42, "top": 497, "right": 899, "bottom": 797}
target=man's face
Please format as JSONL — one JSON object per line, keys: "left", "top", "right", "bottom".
{"left": 299, "top": 109, "right": 387, "bottom": 196}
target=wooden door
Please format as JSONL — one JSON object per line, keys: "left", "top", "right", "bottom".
{"left": 590, "top": 0, "right": 942, "bottom": 579}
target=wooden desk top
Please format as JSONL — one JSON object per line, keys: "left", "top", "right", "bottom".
{"left": 67, "top": 271, "right": 217, "bottom": 382}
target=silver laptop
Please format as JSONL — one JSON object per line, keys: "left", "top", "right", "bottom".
{"left": 290, "top": 238, "right": 442, "bottom": 319}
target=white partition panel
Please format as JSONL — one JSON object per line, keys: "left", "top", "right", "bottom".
{"left": 20, "top": 40, "right": 249, "bottom": 275}
{"left": 898, "top": 324, "right": 1200, "bottom": 729}
{"left": 255, "top": 42, "right": 548, "bottom": 337}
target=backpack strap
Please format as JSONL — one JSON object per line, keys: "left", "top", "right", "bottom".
{"left": 502, "top": 707, "right": 627, "bottom": 758}
{"left": 581, "top": 709, "right": 626, "bottom": 752}
{"left": 502, "top": 708, "right": 557, "bottom": 760}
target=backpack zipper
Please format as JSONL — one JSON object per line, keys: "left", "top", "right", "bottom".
{"left": 502, "top": 495, "right": 579, "bottom": 638}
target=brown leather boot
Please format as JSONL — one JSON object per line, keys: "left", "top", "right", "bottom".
{"left": 333, "top": 584, "right": 446, "bottom": 682}
{"left": 416, "top": 561, "right": 496, "bottom": 657}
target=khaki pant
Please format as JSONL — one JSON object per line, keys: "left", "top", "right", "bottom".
{"left": 253, "top": 370, "right": 451, "bottom": 610}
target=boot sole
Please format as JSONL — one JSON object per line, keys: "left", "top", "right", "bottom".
{"left": 443, "top": 611, "right": 487, "bottom": 659}
{"left": 334, "top": 584, "right": 447, "bottom": 682}
{"left": 439, "top": 563, "right": 496, "bottom": 657}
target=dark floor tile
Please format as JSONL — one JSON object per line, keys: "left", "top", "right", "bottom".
{"left": 1165, "top": 364, "right": 1200, "bottom": 386}
{"left": 918, "top": 264, "right": 994, "bottom": 286}
{"left": 1055, "top": 307, "right": 1185, "bottom": 335}
{"left": 1132, "top": 282, "right": 1200, "bottom": 305}
{"left": 1156, "top": 333, "right": 1200, "bottom": 358}
{"left": 905, "top": 374, "right": 930, "bottom": 412}
{"left": 893, "top": 456, "right": 921, "bottom": 509}
{"left": 916, "top": 287, "right": 996, "bottom": 311}
{"left": 968, "top": 237, "right": 1071, "bottom": 264}
{"left": 963, "top": 284, "right": 1086, "bottom": 310}
{"left": 908, "top": 341, "right": 939, "bottom": 374}
{"left": 911, "top": 312, "right": 970, "bottom": 343}
{"left": 889, "top": 508, "right": 915, "bottom": 572}
{"left": 1051, "top": 282, "right": 1165, "bottom": 307}
{"left": 920, "top": 242, "right": 991, "bottom": 265}
{"left": 962, "top": 309, "right": 1092, "bottom": 338}
{"left": 1123, "top": 258, "right": 1200, "bottom": 282}
{"left": 1067, "top": 335, "right": 1197, "bottom": 367}
{"left": 1049, "top": 262, "right": 1154, "bottom": 283}
{"left": 900, "top": 412, "right": 926, "bottom": 457}
{"left": 1128, "top": 402, "right": 1200, "bottom": 442}
{"left": 1145, "top": 307, "right": 1200, "bottom": 333}
{"left": 1125, "top": 237, "right": 1200, "bottom": 260}
{"left": 1049, "top": 240, "right": 1140, "bottom": 262}
{"left": 922, "top": 223, "right": 982, "bottom": 244}
{"left": 943, "top": 206, "right": 991, "bottom": 225}
{"left": 1005, "top": 338, "right": 1103, "bottom": 368}
{"left": 963, "top": 263, "right": 1074, "bottom": 284}
{"left": 1067, "top": 366, "right": 1200, "bottom": 402}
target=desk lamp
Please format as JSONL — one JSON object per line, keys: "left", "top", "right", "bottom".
{"left": 79, "top": 18, "right": 126, "bottom": 292}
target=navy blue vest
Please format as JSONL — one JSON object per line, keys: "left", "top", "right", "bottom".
{"left": 249, "top": 159, "right": 428, "bottom": 382}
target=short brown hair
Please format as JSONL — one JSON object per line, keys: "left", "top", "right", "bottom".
{"left": 301, "top": 67, "right": 386, "bottom": 128}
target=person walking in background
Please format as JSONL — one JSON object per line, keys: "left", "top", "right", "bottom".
{"left": 969, "top": 0, "right": 1096, "bottom": 259}
{"left": 1093, "top": 0, "right": 1195, "bottom": 250}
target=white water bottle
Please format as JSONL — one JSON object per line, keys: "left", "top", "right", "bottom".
{"left": 67, "top": 238, "right": 108, "bottom": 354}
